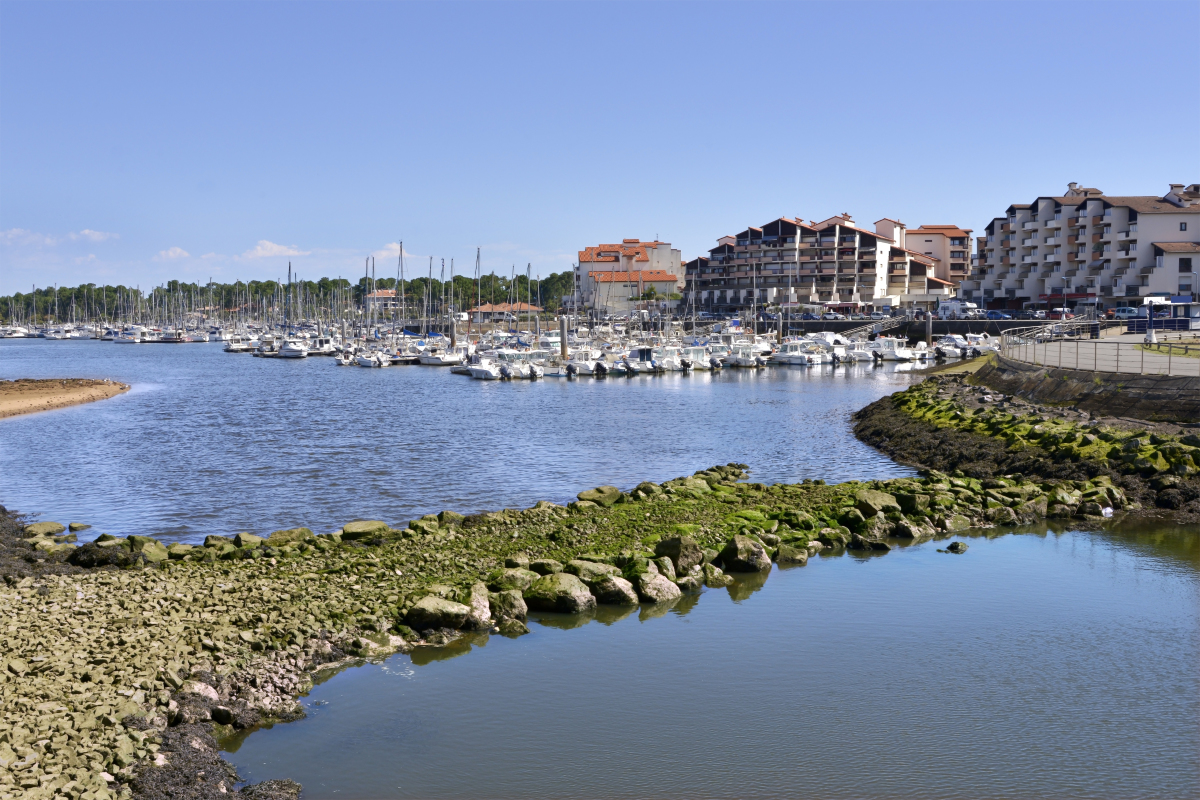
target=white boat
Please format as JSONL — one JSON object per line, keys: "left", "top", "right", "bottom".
{"left": 867, "top": 336, "right": 916, "bottom": 361}
{"left": 114, "top": 327, "right": 149, "bottom": 344}
{"left": 844, "top": 343, "right": 874, "bottom": 362}
{"left": 279, "top": 338, "right": 309, "bottom": 359}
{"left": 356, "top": 351, "right": 390, "bottom": 367}
{"left": 308, "top": 337, "right": 337, "bottom": 356}
{"left": 681, "top": 345, "right": 709, "bottom": 370}
{"left": 651, "top": 346, "right": 686, "bottom": 371}
{"left": 729, "top": 344, "right": 766, "bottom": 368}
{"left": 333, "top": 351, "right": 355, "bottom": 366}
{"left": 418, "top": 344, "right": 470, "bottom": 366}
{"left": 769, "top": 341, "right": 817, "bottom": 366}
{"left": 468, "top": 357, "right": 503, "bottom": 380}
{"left": 224, "top": 334, "right": 253, "bottom": 353}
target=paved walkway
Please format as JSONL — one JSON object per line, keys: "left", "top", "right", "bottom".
{"left": 1004, "top": 336, "right": 1200, "bottom": 377}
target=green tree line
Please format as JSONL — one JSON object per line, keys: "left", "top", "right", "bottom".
{"left": 1, "top": 272, "right": 576, "bottom": 322}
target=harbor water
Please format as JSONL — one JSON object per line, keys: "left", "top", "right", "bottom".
{"left": 222, "top": 523, "right": 1200, "bottom": 800}
{"left": 3, "top": 338, "right": 1197, "bottom": 800}
{"left": 1, "top": 339, "right": 925, "bottom": 542}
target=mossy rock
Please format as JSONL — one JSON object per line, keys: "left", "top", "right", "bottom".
{"left": 267, "top": 527, "right": 315, "bottom": 547}
{"left": 24, "top": 521, "right": 65, "bottom": 537}
{"left": 577, "top": 486, "right": 622, "bottom": 508}
{"left": 342, "top": 520, "right": 389, "bottom": 540}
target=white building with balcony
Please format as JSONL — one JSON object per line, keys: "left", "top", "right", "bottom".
{"left": 684, "top": 214, "right": 963, "bottom": 313}
{"left": 960, "top": 182, "right": 1200, "bottom": 311}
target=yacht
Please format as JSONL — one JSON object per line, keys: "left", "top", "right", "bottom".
{"left": 356, "top": 351, "right": 390, "bottom": 367}
{"left": 867, "top": 336, "right": 917, "bottom": 361}
{"left": 223, "top": 334, "right": 253, "bottom": 353}
{"left": 729, "top": 344, "right": 766, "bottom": 368}
{"left": 468, "top": 357, "right": 503, "bottom": 380}
{"left": 681, "top": 345, "right": 710, "bottom": 370}
{"left": 279, "top": 338, "right": 309, "bottom": 359}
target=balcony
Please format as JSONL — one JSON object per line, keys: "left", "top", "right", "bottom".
{"left": 1023, "top": 221, "right": 1038, "bottom": 230}
{"left": 1044, "top": 236, "right": 1061, "bottom": 245}
{"left": 1045, "top": 217, "right": 1062, "bottom": 229}
{"left": 1001, "top": 223, "right": 1013, "bottom": 233}
{"left": 1044, "top": 253, "right": 1059, "bottom": 262}
{"left": 1119, "top": 226, "right": 1138, "bottom": 240}
{"left": 1021, "top": 237, "right": 1036, "bottom": 246}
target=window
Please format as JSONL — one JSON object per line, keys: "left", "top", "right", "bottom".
{"left": 1182, "top": 222, "right": 1189, "bottom": 231}
{"left": 1180, "top": 258, "right": 1193, "bottom": 272}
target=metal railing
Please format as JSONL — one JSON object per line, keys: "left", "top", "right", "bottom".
{"left": 1000, "top": 324, "right": 1200, "bottom": 377}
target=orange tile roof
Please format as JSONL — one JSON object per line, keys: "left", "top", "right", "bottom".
{"left": 909, "top": 224, "right": 974, "bottom": 238}
{"left": 468, "top": 302, "right": 543, "bottom": 312}
{"left": 589, "top": 270, "right": 680, "bottom": 283}
{"left": 578, "top": 239, "right": 667, "bottom": 263}
{"left": 366, "top": 290, "right": 397, "bottom": 297}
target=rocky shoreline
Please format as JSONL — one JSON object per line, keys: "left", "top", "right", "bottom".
{"left": 4, "top": 375, "right": 1197, "bottom": 800}
{"left": 853, "top": 372, "right": 1200, "bottom": 523}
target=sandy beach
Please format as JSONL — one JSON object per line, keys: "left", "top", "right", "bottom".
{"left": 0, "top": 378, "right": 129, "bottom": 419}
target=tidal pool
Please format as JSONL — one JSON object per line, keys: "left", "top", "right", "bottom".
{"left": 224, "top": 523, "right": 1200, "bottom": 800}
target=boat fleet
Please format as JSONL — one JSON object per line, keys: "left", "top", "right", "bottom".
{"left": 2, "top": 319, "right": 998, "bottom": 380}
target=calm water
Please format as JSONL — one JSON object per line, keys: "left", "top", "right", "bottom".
{"left": 224, "top": 524, "right": 1200, "bottom": 800}
{"left": 0, "top": 339, "right": 926, "bottom": 542}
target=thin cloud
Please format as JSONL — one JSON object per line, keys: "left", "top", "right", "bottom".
{"left": 71, "top": 229, "right": 119, "bottom": 242}
{"left": 1, "top": 228, "right": 58, "bottom": 246}
{"left": 241, "top": 240, "right": 310, "bottom": 259}
{"left": 156, "top": 246, "right": 190, "bottom": 260}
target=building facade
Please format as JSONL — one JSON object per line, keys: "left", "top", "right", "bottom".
{"left": 574, "top": 239, "right": 683, "bottom": 313}
{"left": 960, "top": 183, "right": 1200, "bottom": 311}
{"left": 683, "top": 214, "right": 962, "bottom": 314}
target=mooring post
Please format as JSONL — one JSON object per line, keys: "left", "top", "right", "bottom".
{"left": 559, "top": 315, "right": 568, "bottom": 358}
{"left": 925, "top": 309, "right": 932, "bottom": 346}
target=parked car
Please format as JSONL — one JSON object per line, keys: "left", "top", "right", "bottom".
{"left": 1047, "top": 308, "right": 1075, "bottom": 320}
{"left": 1108, "top": 307, "right": 1139, "bottom": 320}
{"left": 986, "top": 310, "right": 1012, "bottom": 320}
{"left": 756, "top": 311, "right": 779, "bottom": 321}
{"left": 821, "top": 312, "right": 846, "bottom": 320}
{"left": 849, "top": 313, "right": 867, "bottom": 320}
{"left": 1015, "top": 310, "right": 1038, "bottom": 320}
{"left": 868, "top": 311, "right": 887, "bottom": 320}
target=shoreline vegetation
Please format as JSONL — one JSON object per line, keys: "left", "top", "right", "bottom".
{"left": 2, "top": 374, "right": 1198, "bottom": 800}
{"left": 0, "top": 380, "right": 129, "bottom": 421}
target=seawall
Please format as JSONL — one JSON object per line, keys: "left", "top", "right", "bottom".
{"left": 970, "top": 355, "right": 1200, "bottom": 422}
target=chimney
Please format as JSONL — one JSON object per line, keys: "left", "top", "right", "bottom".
{"left": 1067, "top": 182, "right": 1078, "bottom": 192}
{"left": 1164, "top": 184, "right": 1187, "bottom": 207}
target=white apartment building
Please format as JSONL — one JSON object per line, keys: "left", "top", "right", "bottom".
{"left": 960, "top": 183, "right": 1200, "bottom": 311}
{"left": 685, "top": 214, "right": 962, "bottom": 313}
{"left": 902, "top": 224, "right": 973, "bottom": 284}
{"left": 574, "top": 239, "right": 683, "bottom": 311}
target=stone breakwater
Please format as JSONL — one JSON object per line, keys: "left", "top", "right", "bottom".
{"left": 854, "top": 373, "right": 1200, "bottom": 522}
{"left": 2, "top": 459, "right": 1133, "bottom": 800}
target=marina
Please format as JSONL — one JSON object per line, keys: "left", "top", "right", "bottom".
{"left": 0, "top": 338, "right": 929, "bottom": 544}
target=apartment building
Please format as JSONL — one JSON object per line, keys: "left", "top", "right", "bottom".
{"left": 960, "top": 183, "right": 1200, "bottom": 311}
{"left": 574, "top": 238, "right": 683, "bottom": 312}
{"left": 683, "top": 214, "right": 960, "bottom": 313}
{"left": 904, "top": 225, "right": 973, "bottom": 284}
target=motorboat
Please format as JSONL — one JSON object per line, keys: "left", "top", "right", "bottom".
{"left": 769, "top": 341, "right": 817, "bottom": 366}
{"left": 652, "top": 346, "right": 686, "bottom": 371}
{"left": 867, "top": 336, "right": 917, "bottom": 361}
{"left": 356, "top": 351, "right": 390, "bottom": 367}
{"left": 223, "top": 334, "right": 253, "bottom": 353}
{"left": 334, "top": 351, "right": 355, "bottom": 366}
{"left": 729, "top": 344, "right": 766, "bottom": 368}
{"left": 468, "top": 357, "right": 503, "bottom": 380}
{"left": 418, "top": 344, "right": 470, "bottom": 366}
{"left": 279, "top": 338, "right": 309, "bottom": 359}
{"left": 681, "top": 345, "right": 709, "bottom": 370}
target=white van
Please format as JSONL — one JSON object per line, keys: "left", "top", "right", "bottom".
{"left": 937, "top": 301, "right": 978, "bottom": 320}
{"left": 1110, "top": 307, "right": 1138, "bottom": 320}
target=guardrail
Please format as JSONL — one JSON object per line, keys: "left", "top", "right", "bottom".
{"left": 1001, "top": 331, "right": 1200, "bottom": 377}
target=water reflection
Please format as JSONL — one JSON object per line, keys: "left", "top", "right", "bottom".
{"left": 223, "top": 524, "right": 1200, "bottom": 800}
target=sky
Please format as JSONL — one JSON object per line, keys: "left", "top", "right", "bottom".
{"left": 1, "top": 0, "right": 1197, "bottom": 295}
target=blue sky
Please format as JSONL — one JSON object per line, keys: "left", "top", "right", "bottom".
{"left": 1, "top": 0, "right": 1197, "bottom": 294}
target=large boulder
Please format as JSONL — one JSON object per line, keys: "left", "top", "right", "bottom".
{"left": 24, "top": 521, "right": 65, "bottom": 537}
{"left": 459, "top": 582, "right": 492, "bottom": 629}
{"left": 267, "top": 527, "right": 314, "bottom": 547}
{"left": 855, "top": 489, "right": 900, "bottom": 517}
{"left": 341, "top": 520, "right": 389, "bottom": 541}
{"left": 486, "top": 568, "right": 541, "bottom": 592}
{"left": 127, "top": 535, "right": 169, "bottom": 563}
{"left": 406, "top": 596, "right": 472, "bottom": 630}
{"left": 576, "top": 486, "right": 622, "bottom": 508}
{"left": 524, "top": 573, "right": 597, "bottom": 614}
{"left": 68, "top": 542, "right": 133, "bottom": 568}
{"left": 488, "top": 589, "right": 528, "bottom": 621}
{"left": 719, "top": 534, "right": 772, "bottom": 572}
{"left": 652, "top": 557, "right": 677, "bottom": 580}
{"left": 635, "top": 573, "right": 682, "bottom": 603}
{"left": 565, "top": 559, "right": 619, "bottom": 584}
{"left": 590, "top": 574, "right": 639, "bottom": 605}
{"left": 703, "top": 563, "right": 733, "bottom": 587}
{"left": 774, "top": 544, "right": 809, "bottom": 565}
{"left": 530, "top": 559, "right": 564, "bottom": 575}
{"left": 234, "top": 532, "right": 265, "bottom": 549}
{"left": 204, "top": 534, "right": 234, "bottom": 548}
{"left": 654, "top": 536, "right": 703, "bottom": 573}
